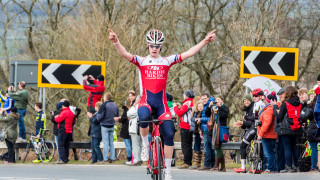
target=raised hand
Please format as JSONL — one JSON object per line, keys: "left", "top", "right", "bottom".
{"left": 204, "top": 30, "right": 216, "bottom": 44}
{"left": 108, "top": 29, "right": 119, "bottom": 43}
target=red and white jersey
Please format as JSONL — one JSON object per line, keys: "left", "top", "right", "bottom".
{"left": 130, "top": 54, "right": 182, "bottom": 95}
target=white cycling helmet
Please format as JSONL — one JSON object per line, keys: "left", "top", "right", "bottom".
{"left": 146, "top": 29, "right": 165, "bottom": 45}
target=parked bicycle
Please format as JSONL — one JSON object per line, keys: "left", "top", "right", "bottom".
{"left": 22, "top": 129, "right": 55, "bottom": 163}
{"left": 246, "top": 121, "right": 262, "bottom": 174}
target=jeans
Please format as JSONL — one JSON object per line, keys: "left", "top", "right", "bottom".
{"left": 275, "top": 135, "right": 285, "bottom": 172}
{"left": 5, "top": 139, "right": 15, "bottom": 163}
{"left": 55, "top": 135, "right": 61, "bottom": 161}
{"left": 101, "top": 126, "right": 116, "bottom": 161}
{"left": 310, "top": 142, "right": 318, "bottom": 170}
{"left": 17, "top": 109, "right": 26, "bottom": 139}
{"left": 91, "top": 137, "right": 103, "bottom": 162}
{"left": 203, "top": 133, "right": 215, "bottom": 168}
{"left": 262, "top": 138, "right": 276, "bottom": 172}
{"left": 123, "top": 138, "right": 132, "bottom": 161}
{"left": 180, "top": 128, "right": 193, "bottom": 165}
{"left": 282, "top": 135, "right": 298, "bottom": 167}
{"left": 193, "top": 134, "right": 201, "bottom": 153}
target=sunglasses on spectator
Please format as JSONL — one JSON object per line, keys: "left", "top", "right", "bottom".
{"left": 129, "top": 90, "right": 136, "bottom": 95}
{"left": 149, "top": 45, "right": 161, "bottom": 49}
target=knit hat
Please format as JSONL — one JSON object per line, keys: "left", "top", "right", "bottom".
{"left": 56, "top": 101, "right": 63, "bottom": 110}
{"left": 317, "top": 74, "right": 320, "bottom": 81}
{"left": 266, "top": 91, "right": 277, "bottom": 103}
{"left": 166, "top": 93, "right": 173, "bottom": 101}
{"left": 277, "top": 88, "right": 286, "bottom": 95}
{"left": 243, "top": 94, "right": 252, "bottom": 101}
{"left": 184, "top": 90, "right": 195, "bottom": 98}
{"left": 97, "top": 74, "right": 104, "bottom": 81}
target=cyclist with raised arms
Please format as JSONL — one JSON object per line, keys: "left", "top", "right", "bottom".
{"left": 109, "top": 29, "right": 215, "bottom": 179}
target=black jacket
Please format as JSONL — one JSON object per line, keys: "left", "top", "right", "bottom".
{"left": 303, "top": 101, "right": 320, "bottom": 142}
{"left": 241, "top": 102, "right": 255, "bottom": 130}
{"left": 277, "top": 97, "right": 303, "bottom": 136}
{"left": 205, "top": 104, "right": 229, "bottom": 127}
{"left": 51, "top": 109, "right": 61, "bottom": 136}
{"left": 119, "top": 106, "right": 130, "bottom": 139}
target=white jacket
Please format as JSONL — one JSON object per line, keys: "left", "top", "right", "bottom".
{"left": 127, "top": 105, "right": 139, "bottom": 134}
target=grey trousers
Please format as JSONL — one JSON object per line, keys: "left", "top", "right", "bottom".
{"left": 130, "top": 133, "right": 142, "bottom": 163}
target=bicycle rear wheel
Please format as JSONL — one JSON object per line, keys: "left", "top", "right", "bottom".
{"left": 156, "top": 138, "right": 164, "bottom": 180}
{"left": 22, "top": 142, "right": 31, "bottom": 163}
{"left": 39, "top": 140, "right": 55, "bottom": 162}
{"left": 79, "top": 149, "right": 92, "bottom": 161}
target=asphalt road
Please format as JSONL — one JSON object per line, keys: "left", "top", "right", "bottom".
{"left": 0, "top": 164, "right": 319, "bottom": 180}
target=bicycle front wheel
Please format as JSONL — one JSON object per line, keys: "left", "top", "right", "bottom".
{"left": 39, "top": 140, "right": 55, "bottom": 163}
{"left": 22, "top": 142, "right": 31, "bottom": 163}
{"left": 155, "top": 138, "right": 164, "bottom": 180}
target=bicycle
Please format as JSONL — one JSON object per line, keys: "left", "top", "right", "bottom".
{"left": 22, "top": 129, "right": 55, "bottom": 163}
{"left": 246, "top": 121, "right": 262, "bottom": 174}
{"left": 139, "top": 119, "right": 172, "bottom": 180}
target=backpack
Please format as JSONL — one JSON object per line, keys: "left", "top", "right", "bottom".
{"left": 182, "top": 101, "right": 193, "bottom": 127}
{"left": 284, "top": 102, "right": 302, "bottom": 131}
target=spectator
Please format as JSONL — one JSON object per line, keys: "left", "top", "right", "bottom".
{"left": 128, "top": 95, "right": 142, "bottom": 166}
{"left": 301, "top": 92, "right": 318, "bottom": 171}
{"left": 189, "top": 101, "right": 203, "bottom": 169}
{"left": 233, "top": 94, "right": 254, "bottom": 173}
{"left": 198, "top": 93, "right": 215, "bottom": 171}
{"left": 8, "top": 81, "right": 29, "bottom": 142}
{"left": 118, "top": 95, "right": 134, "bottom": 165}
{"left": 261, "top": 95, "right": 267, "bottom": 105}
{"left": 272, "top": 86, "right": 303, "bottom": 173}
{"left": 0, "top": 90, "right": 14, "bottom": 141}
{"left": 83, "top": 74, "right": 105, "bottom": 113}
{"left": 69, "top": 105, "right": 81, "bottom": 161}
{"left": 0, "top": 107, "right": 18, "bottom": 163}
{"left": 97, "top": 92, "right": 119, "bottom": 163}
{"left": 0, "top": 90, "right": 14, "bottom": 113}
{"left": 51, "top": 100, "right": 64, "bottom": 162}
{"left": 174, "top": 90, "right": 194, "bottom": 169}
{"left": 54, "top": 100, "right": 75, "bottom": 164}
{"left": 33, "top": 102, "right": 47, "bottom": 163}
{"left": 273, "top": 88, "right": 286, "bottom": 172}
{"left": 87, "top": 101, "right": 103, "bottom": 164}
{"left": 205, "top": 95, "right": 229, "bottom": 172}
{"left": 308, "top": 88, "right": 316, "bottom": 104}
{"left": 257, "top": 92, "right": 278, "bottom": 173}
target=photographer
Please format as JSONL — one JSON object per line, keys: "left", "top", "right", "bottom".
{"left": 205, "top": 95, "right": 229, "bottom": 172}
{"left": 83, "top": 74, "right": 105, "bottom": 113}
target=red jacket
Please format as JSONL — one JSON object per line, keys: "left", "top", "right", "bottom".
{"left": 174, "top": 98, "right": 194, "bottom": 130}
{"left": 257, "top": 105, "right": 277, "bottom": 139}
{"left": 83, "top": 80, "right": 105, "bottom": 108}
{"left": 55, "top": 107, "right": 75, "bottom": 134}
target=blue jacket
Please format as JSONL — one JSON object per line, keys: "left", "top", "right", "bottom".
{"left": 314, "top": 94, "right": 320, "bottom": 127}
{"left": 35, "top": 110, "right": 46, "bottom": 136}
{"left": 200, "top": 96, "right": 215, "bottom": 133}
{"left": 90, "top": 113, "right": 102, "bottom": 139}
{"left": 0, "top": 96, "right": 14, "bottom": 113}
{"left": 97, "top": 100, "right": 119, "bottom": 127}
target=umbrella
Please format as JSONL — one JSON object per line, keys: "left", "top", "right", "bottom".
{"left": 243, "top": 76, "right": 281, "bottom": 95}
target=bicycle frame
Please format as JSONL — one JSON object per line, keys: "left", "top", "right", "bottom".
{"left": 148, "top": 122, "right": 165, "bottom": 176}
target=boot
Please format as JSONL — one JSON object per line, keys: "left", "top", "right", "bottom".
{"left": 210, "top": 158, "right": 220, "bottom": 171}
{"left": 219, "top": 157, "right": 226, "bottom": 172}
{"left": 190, "top": 152, "right": 202, "bottom": 169}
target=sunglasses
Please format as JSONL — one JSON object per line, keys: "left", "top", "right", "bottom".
{"left": 253, "top": 95, "right": 259, "bottom": 97}
{"left": 149, "top": 45, "right": 161, "bottom": 49}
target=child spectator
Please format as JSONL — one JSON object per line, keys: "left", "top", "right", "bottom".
{"left": 87, "top": 101, "right": 103, "bottom": 164}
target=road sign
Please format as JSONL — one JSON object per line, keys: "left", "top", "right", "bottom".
{"left": 10, "top": 60, "right": 38, "bottom": 88}
{"left": 38, "top": 59, "right": 106, "bottom": 89}
{"left": 240, "top": 46, "right": 299, "bottom": 81}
